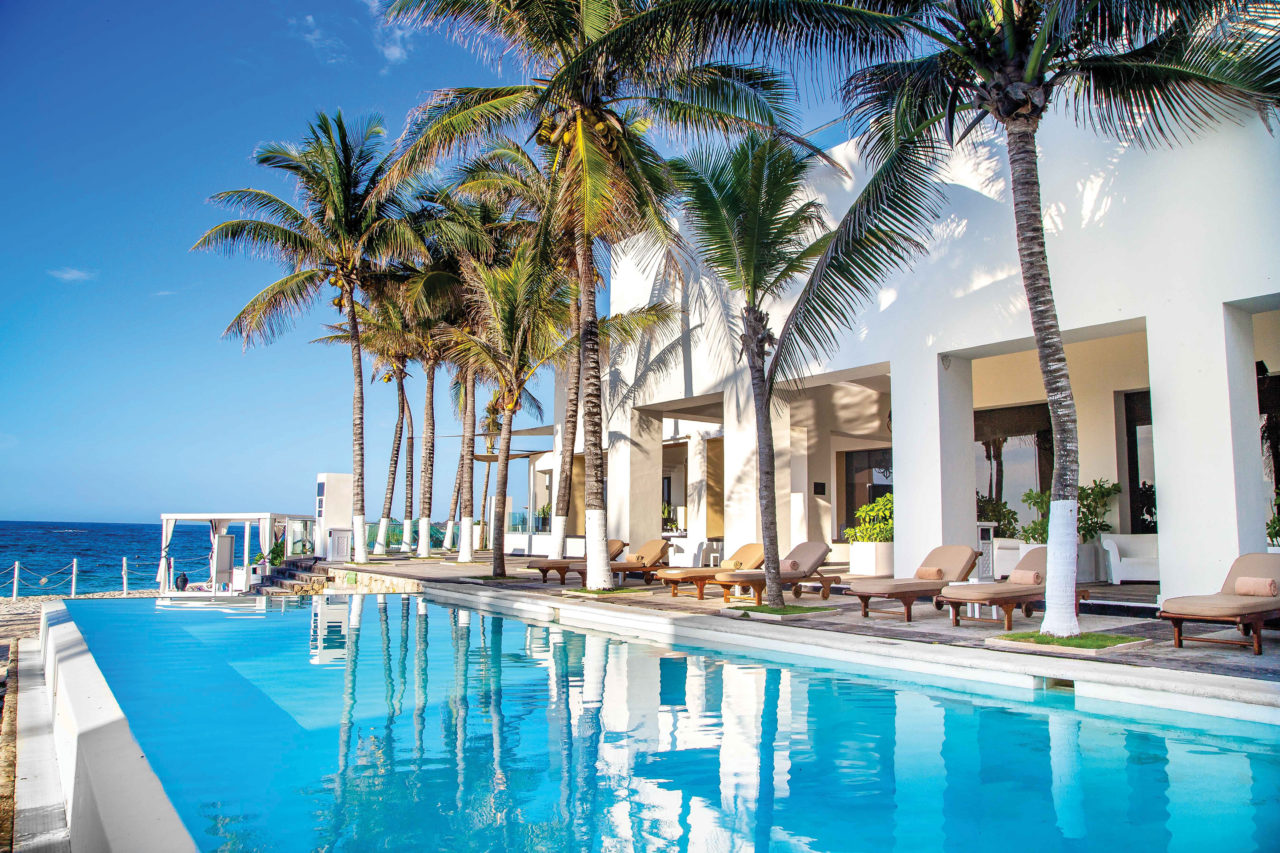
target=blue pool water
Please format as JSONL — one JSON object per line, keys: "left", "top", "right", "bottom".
{"left": 66, "top": 596, "right": 1280, "bottom": 852}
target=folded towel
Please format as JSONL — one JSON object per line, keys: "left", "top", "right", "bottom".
{"left": 1236, "top": 576, "right": 1279, "bottom": 597}
{"left": 625, "top": 554, "right": 645, "bottom": 563}
{"left": 720, "top": 559, "right": 743, "bottom": 570}
{"left": 915, "top": 567, "right": 943, "bottom": 580}
{"left": 1009, "top": 568, "right": 1043, "bottom": 585}
{"left": 781, "top": 559, "right": 800, "bottom": 572}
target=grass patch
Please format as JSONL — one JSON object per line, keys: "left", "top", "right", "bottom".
{"left": 998, "top": 631, "right": 1145, "bottom": 649}
{"left": 730, "top": 604, "right": 837, "bottom": 616}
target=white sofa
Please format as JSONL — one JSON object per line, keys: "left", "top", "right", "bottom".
{"left": 1099, "top": 533, "right": 1159, "bottom": 583}
{"left": 992, "top": 538, "right": 1024, "bottom": 579}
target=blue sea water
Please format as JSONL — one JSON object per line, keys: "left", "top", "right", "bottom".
{"left": 66, "top": 595, "right": 1280, "bottom": 852}
{"left": 0, "top": 520, "right": 230, "bottom": 597}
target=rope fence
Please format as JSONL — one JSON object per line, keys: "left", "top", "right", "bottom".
{"left": 7, "top": 555, "right": 172, "bottom": 600}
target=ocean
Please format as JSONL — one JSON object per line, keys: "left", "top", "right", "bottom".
{"left": 0, "top": 520, "right": 265, "bottom": 597}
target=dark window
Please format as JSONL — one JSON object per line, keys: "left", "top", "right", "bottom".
{"left": 973, "top": 403, "right": 1053, "bottom": 528}
{"left": 843, "top": 449, "right": 893, "bottom": 530}
{"left": 317, "top": 482, "right": 325, "bottom": 497}
{"left": 1124, "top": 391, "right": 1157, "bottom": 533}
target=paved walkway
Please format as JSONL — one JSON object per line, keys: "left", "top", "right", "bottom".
{"left": 328, "top": 554, "right": 1280, "bottom": 683}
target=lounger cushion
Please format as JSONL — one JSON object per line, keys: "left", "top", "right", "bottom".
{"left": 724, "top": 543, "right": 765, "bottom": 571}
{"left": 940, "top": 582, "right": 1044, "bottom": 601}
{"left": 656, "top": 567, "right": 716, "bottom": 580}
{"left": 918, "top": 546, "right": 980, "bottom": 582}
{"left": 624, "top": 554, "right": 646, "bottom": 563}
{"left": 714, "top": 569, "right": 766, "bottom": 583}
{"left": 915, "top": 567, "right": 943, "bottom": 580}
{"left": 1161, "top": 594, "right": 1280, "bottom": 618}
{"left": 1235, "top": 576, "right": 1278, "bottom": 597}
{"left": 781, "top": 541, "right": 832, "bottom": 576}
{"left": 1219, "top": 553, "right": 1280, "bottom": 594}
{"left": 1009, "top": 568, "right": 1043, "bottom": 585}
{"left": 846, "top": 578, "right": 943, "bottom": 595}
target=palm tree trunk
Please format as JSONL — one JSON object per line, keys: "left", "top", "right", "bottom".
{"left": 446, "top": 451, "right": 462, "bottom": 551}
{"left": 346, "top": 287, "right": 369, "bottom": 563}
{"left": 576, "top": 233, "right": 612, "bottom": 589}
{"left": 401, "top": 376, "right": 415, "bottom": 553}
{"left": 418, "top": 364, "right": 436, "bottom": 557}
{"left": 491, "top": 406, "right": 516, "bottom": 577}
{"left": 1006, "top": 122, "right": 1080, "bottom": 636}
{"left": 744, "top": 305, "right": 784, "bottom": 608}
{"left": 549, "top": 295, "right": 582, "bottom": 559}
{"left": 375, "top": 381, "right": 405, "bottom": 555}
{"left": 458, "top": 370, "right": 478, "bottom": 562}
{"left": 481, "top": 454, "right": 492, "bottom": 551}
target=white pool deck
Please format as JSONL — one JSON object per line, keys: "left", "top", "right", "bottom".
{"left": 15, "top": 590, "right": 1280, "bottom": 851}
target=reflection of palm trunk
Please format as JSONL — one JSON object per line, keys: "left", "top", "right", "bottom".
{"left": 753, "top": 668, "right": 782, "bottom": 851}
{"left": 1048, "top": 714, "right": 1085, "bottom": 839}
{"left": 488, "top": 616, "right": 508, "bottom": 842}
{"left": 396, "top": 595, "right": 409, "bottom": 717}
{"left": 451, "top": 610, "right": 472, "bottom": 810}
{"left": 551, "top": 632, "right": 575, "bottom": 828}
{"left": 414, "top": 597, "right": 428, "bottom": 765}
{"left": 334, "top": 596, "right": 362, "bottom": 838}
{"left": 379, "top": 597, "right": 394, "bottom": 764}
{"left": 575, "top": 635, "right": 608, "bottom": 837}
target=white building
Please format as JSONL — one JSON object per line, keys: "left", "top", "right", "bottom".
{"left": 525, "top": 117, "right": 1280, "bottom": 602}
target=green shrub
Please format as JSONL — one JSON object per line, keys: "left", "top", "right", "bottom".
{"left": 1018, "top": 479, "right": 1122, "bottom": 544}
{"left": 843, "top": 493, "right": 893, "bottom": 543}
{"left": 976, "top": 492, "right": 1020, "bottom": 538}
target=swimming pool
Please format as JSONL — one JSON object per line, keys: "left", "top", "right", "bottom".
{"left": 65, "top": 595, "right": 1279, "bottom": 851}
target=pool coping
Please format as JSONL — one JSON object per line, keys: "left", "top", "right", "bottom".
{"left": 28, "top": 601, "right": 197, "bottom": 852}
{"left": 412, "top": 582, "right": 1280, "bottom": 726}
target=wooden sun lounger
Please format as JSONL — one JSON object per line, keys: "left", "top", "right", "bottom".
{"left": 933, "top": 583, "right": 1090, "bottom": 630}
{"left": 605, "top": 539, "right": 671, "bottom": 585}
{"left": 528, "top": 540, "right": 625, "bottom": 586}
{"left": 1158, "top": 553, "right": 1280, "bottom": 655}
{"left": 657, "top": 543, "right": 764, "bottom": 600}
{"left": 711, "top": 542, "right": 835, "bottom": 606}
{"left": 845, "top": 545, "right": 978, "bottom": 622}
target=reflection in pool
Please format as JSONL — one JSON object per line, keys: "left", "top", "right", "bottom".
{"left": 66, "top": 595, "right": 1280, "bottom": 851}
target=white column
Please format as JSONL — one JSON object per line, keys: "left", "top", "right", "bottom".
{"left": 722, "top": 373, "right": 792, "bottom": 551}
{"left": 789, "top": 427, "right": 809, "bottom": 553}
{"left": 890, "top": 352, "right": 976, "bottom": 576}
{"left": 607, "top": 408, "right": 663, "bottom": 546}
{"left": 1147, "top": 303, "right": 1269, "bottom": 599}
{"left": 686, "top": 435, "right": 709, "bottom": 564}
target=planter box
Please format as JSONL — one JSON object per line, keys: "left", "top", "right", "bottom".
{"left": 848, "top": 541, "right": 894, "bottom": 577}
{"left": 716, "top": 607, "right": 836, "bottom": 622}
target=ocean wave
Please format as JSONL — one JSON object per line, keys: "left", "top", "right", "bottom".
{"left": 52, "top": 529, "right": 88, "bottom": 534}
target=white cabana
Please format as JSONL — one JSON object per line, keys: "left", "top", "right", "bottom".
{"left": 158, "top": 512, "right": 313, "bottom": 594}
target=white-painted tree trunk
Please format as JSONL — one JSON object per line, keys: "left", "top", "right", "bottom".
{"left": 547, "top": 515, "right": 568, "bottom": 559}
{"left": 374, "top": 517, "right": 390, "bottom": 556}
{"left": 352, "top": 514, "right": 368, "bottom": 563}
{"left": 584, "top": 509, "right": 613, "bottom": 590}
{"left": 458, "top": 516, "right": 474, "bottom": 562}
{"left": 416, "top": 518, "right": 432, "bottom": 558}
{"left": 444, "top": 519, "right": 456, "bottom": 552}
{"left": 1040, "top": 500, "right": 1080, "bottom": 636}
{"left": 400, "top": 517, "right": 413, "bottom": 552}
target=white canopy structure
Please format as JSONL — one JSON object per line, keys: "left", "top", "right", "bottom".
{"left": 158, "top": 512, "right": 314, "bottom": 594}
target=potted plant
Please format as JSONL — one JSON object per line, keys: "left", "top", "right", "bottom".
{"left": 1018, "top": 479, "right": 1122, "bottom": 581}
{"left": 1267, "top": 514, "right": 1280, "bottom": 554}
{"left": 843, "top": 493, "right": 894, "bottom": 577}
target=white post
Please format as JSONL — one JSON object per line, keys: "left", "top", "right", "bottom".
{"left": 122, "top": 557, "right": 129, "bottom": 595}
{"left": 71, "top": 558, "right": 78, "bottom": 598}
{"left": 243, "top": 522, "right": 251, "bottom": 569}
{"left": 11, "top": 561, "right": 18, "bottom": 601}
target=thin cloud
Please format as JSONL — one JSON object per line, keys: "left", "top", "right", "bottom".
{"left": 289, "top": 14, "right": 349, "bottom": 63}
{"left": 47, "top": 267, "right": 96, "bottom": 282}
{"left": 362, "top": 1, "right": 414, "bottom": 72}
{"left": 154, "top": 290, "right": 176, "bottom": 297}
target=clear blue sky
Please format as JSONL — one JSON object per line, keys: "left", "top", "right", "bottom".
{"left": 0, "top": 0, "right": 562, "bottom": 523}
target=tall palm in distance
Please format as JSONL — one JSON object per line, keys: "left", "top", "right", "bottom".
{"left": 479, "top": 393, "right": 503, "bottom": 550}
{"left": 673, "top": 134, "right": 921, "bottom": 607}
{"left": 195, "top": 112, "right": 425, "bottom": 564}
{"left": 385, "top": 0, "right": 812, "bottom": 589}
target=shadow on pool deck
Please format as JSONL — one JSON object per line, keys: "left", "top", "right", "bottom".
{"left": 326, "top": 554, "right": 1280, "bottom": 684}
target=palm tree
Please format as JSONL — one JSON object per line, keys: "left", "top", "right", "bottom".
{"left": 673, "top": 134, "right": 918, "bottom": 607}
{"left": 457, "top": 367, "right": 480, "bottom": 562}
{"left": 195, "top": 112, "right": 425, "bottom": 564}
{"left": 385, "top": 0, "right": 811, "bottom": 589}
{"left": 445, "top": 244, "right": 573, "bottom": 577}
{"left": 582, "top": 0, "right": 1280, "bottom": 633}
{"left": 376, "top": 365, "right": 407, "bottom": 556}
{"left": 479, "top": 393, "right": 504, "bottom": 550}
